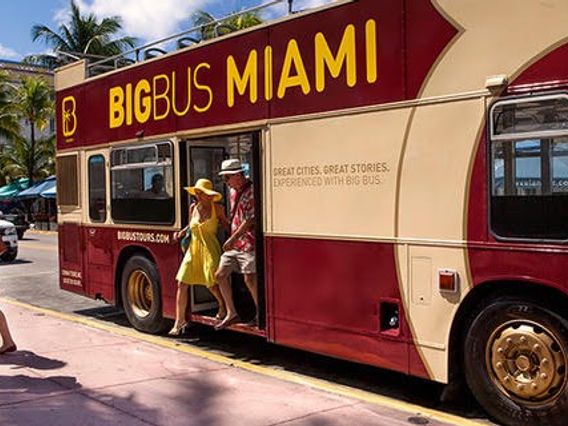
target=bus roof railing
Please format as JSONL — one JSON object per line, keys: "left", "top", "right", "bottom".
{"left": 83, "top": 0, "right": 290, "bottom": 78}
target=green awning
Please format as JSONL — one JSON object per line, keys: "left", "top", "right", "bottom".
{"left": 0, "top": 178, "right": 30, "bottom": 200}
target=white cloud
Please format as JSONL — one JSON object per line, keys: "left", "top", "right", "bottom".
{"left": 263, "top": 0, "right": 335, "bottom": 19}
{"left": 294, "top": 0, "right": 334, "bottom": 10}
{"left": 0, "top": 44, "right": 19, "bottom": 60}
{"left": 52, "top": 0, "right": 336, "bottom": 47}
{"left": 75, "top": 0, "right": 212, "bottom": 42}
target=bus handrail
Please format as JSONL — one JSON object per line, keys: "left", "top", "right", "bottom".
{"left": 85, "top": 0, "right": 287, "bottom": 77}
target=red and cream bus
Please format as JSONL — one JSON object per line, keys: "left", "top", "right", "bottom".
{"left": 55, "top": 1, "right": 568, "bottom": 424}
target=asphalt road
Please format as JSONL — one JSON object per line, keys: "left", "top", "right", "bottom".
{"left": 0, "top": 231, "right": 496, "bottom": 426}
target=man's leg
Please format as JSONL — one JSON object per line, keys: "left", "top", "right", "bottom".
{"left": 215, "top": 252, "right": 239, "bottom": 329}
{"left": 243, "top": 273, "right": 258, "bottom": 308}
{"left": 209, "top": 285, "right": 226, "bottom": 319}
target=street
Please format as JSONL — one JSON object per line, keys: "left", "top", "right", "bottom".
{"left": 0, "top": 232, "right": 496, "bottom": 426}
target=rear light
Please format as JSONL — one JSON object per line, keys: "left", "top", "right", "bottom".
{"left": 439, "top": 269, "right": 459, "bottom": 293}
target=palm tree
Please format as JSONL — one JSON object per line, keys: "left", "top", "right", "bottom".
{"left": 192, "top": 10, "right": 217, "bottom": 41}
{"left": 0, "top": 71, "right": 20, "bottom": 186}
{"left": 223, "top": 11, "right": 263, "bottom": 32}
{"left": 0, "top": 134, "right": 55, "bottom": 184}
{"left": 2, "top": 77, "right": 55, "bottom": 185}
{"left": 191, "top": 10, "right": 263, "bottom": 41}
{"left": 25, "top": 0, "right": 136, "bottom": 68}
{"left": 0, "top": 72, "right": 19, "bottom": 142}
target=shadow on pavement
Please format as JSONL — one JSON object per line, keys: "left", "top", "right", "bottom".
{"left": 0, "top": 260, "right": 33, "bottom": 266}
{"left": 70, "top": 306, "right": 490, "bottom": 424}
{"left": 0, "top": 350, "right": 66, "bottom": 370}
{"left": 0, "top": 350, "right": 163, "bottom": 425}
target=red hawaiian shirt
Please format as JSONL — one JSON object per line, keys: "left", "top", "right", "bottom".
{"left": 230, "top": 181, "right": 255, "bottom": 252}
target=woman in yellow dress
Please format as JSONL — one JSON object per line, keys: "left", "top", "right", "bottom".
{"left": 169, "top": 179, "right": 229, "bottom": 336}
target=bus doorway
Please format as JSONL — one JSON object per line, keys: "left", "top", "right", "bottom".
{"left": 184, "top": 132, "right": 264, "bottom": 335}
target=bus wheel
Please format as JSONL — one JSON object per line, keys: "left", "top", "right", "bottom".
{"left": 121, "top": 255, "right": 169, "bottom": 334}
{"left": 464, "top": 298, "right": 568, "bottom": 426}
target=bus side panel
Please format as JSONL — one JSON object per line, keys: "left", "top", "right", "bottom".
{"left": 267, "top": 236, "right": 427, "bottom": 377}
{"left": 82, "top": 225, "right": 114, "bottom": 303}
{"left": 59, "top": 222, "right": 87, "bottom": 295}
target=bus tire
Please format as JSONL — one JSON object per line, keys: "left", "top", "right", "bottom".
{"left": 464, "top": 297, "right": 568, "bottom": 426}
{"left": 121, "top": 255, "right": 169, "bottom": 334}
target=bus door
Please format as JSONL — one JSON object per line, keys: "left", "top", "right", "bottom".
{"left": 186, "top": 143, "right": 227, "bottom": 313}
{"left": 185, "top": 132, "right": 262, "bottom": 325}
{"left": 84, "top": 150, "right": 113, "bottom": 302}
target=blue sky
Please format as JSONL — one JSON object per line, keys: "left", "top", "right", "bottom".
{"left": 0, "top": 0, "right": 332, "bottom": 62}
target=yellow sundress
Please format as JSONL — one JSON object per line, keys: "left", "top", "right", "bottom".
{"left": 175, "top": 203, "right": 221, "bottom": 287}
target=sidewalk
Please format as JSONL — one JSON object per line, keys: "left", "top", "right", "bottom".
{"left": 0, "top": 301, "right": 471, "bottom": 426}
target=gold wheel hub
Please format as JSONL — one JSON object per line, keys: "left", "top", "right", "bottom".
{"left": 127, "top": 270, "right": 154, "bottom": 318}
{"left": 487, "top": 321, "right": 566, "bottom": 404}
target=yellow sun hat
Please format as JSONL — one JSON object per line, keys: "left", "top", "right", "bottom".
{"left": 184, "top": 178, "right": 222, "bottom": 201}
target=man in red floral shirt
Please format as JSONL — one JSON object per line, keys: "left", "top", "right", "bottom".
{"left": 215, "top": 159, "right": 258, "bottom": 330}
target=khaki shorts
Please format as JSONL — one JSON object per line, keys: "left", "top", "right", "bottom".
{"left": 218, "top": 249, "right": 256, "bottom": 276}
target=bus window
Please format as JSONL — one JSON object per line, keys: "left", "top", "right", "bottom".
{"left": 110, "top": 141, "right": 174, "bottom": 224}
{"left": 88, "top": 154, "right": 106, "bottom": 222}
{"left": 490, "top": 95, "right": 568, "bottom": 240}
{"left": 56, "top": 154, "right": 79, "bottom": 207}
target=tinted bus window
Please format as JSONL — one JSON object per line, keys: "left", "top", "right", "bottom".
{"left": 110, "top": 142, "right": 174, "bottom": 224}
{"left": 57, "top": 155, "right": 79, "bottom": 207}
{"left": 88, "top": 155, "right": 106, "bottom": 222}
{"left": 491, "top": 95, "right": 568, "bottom": 240}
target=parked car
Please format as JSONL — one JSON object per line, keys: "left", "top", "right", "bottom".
{"left": 0, "top": 210, "right": 29, "bottom": 239}
{"left": 0, "top": 218, "right": 18, "bottom": 261}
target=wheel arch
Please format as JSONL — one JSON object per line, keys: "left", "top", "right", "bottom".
{"left": 448, "top": 279, "right": 568, "bottom": 384}
{"left": 114, "top": 245, "right": 158, "bottom": 308}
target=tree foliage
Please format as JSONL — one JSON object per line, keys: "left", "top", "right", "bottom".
{"left": 0, "top": 72, "right": 20, "bottom": 142}
{"left": 25, "top": 0, "right": 136, "bottom": 68}
{"left": 0, "top": 77, "right": 55, "bottom": 185}
{"left": 192, "top": 10, "right": 263, "bottom": 41}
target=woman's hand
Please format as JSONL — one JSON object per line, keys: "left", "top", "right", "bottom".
{"left": 173, "top": 230, "right": 183, "bottom": 242}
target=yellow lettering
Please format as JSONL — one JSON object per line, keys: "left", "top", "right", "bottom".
{"left": 109, "top": 86, "right": 125, "bottom": 129}
{"left": 315, "top": 24, "right": 356, "bottom": 92}
{"left": 366, "top": 19, "right": 377, "bottom": 83}
{"left": 62, "top": 96, "right": 77, "bottom": 137}
{"left": 194, "top": 63, "right": 213, "bottom": 113}
{"left": 264, "top": 46, "right": 273, "bottom": 101}
{"left": 134, "top": 79, "right": 151, "bottom": 123}
{"left": 125, "top": 83, "right": 133, "bottom": 125}
{"left": 227, "top": 50, "right": 258, "bottom": 107}
{"left": 277, "top": 39, "right": 311, "bottom": 99}
{"left": 153, "top": 74, "right": 170, "bottom": 121}
{"left": 172, "top": 68, "right": 192, "bottom": 116}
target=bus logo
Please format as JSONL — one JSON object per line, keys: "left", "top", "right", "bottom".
{"left": 62, "top": 95, "right": 77, "bottom": 139}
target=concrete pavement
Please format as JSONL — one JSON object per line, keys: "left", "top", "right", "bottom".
{"left": 0, "top": 299, "right": 487, "bottom": 426}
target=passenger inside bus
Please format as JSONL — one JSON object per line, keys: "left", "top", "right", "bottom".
{"left": 144, "top": 173, "right": 169, "bottom": 199}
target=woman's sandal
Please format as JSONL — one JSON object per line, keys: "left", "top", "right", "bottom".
{"left": 214, "top": 309, "right": 227, "bottom": 320}
{"left": 214, "top": 314, "right": 240, "bottom": 331}
{"left": 168, "top": 322, "right": 188, "bottom": 336}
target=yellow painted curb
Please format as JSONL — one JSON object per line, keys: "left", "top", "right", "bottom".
{"left": 1, "top": 297, "right": 488, "bottom": 426}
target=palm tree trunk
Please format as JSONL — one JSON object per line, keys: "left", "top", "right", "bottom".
{"left": 28, "top": 123, "right": 35, "bottom": 186}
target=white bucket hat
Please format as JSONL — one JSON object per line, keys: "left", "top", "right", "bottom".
{"left": 219, "top": 159, "right": 244, "bottom": 175}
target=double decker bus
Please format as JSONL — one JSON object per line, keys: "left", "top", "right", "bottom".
{"left": 55, "top": 1, "right": 568, "bottom": 424}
